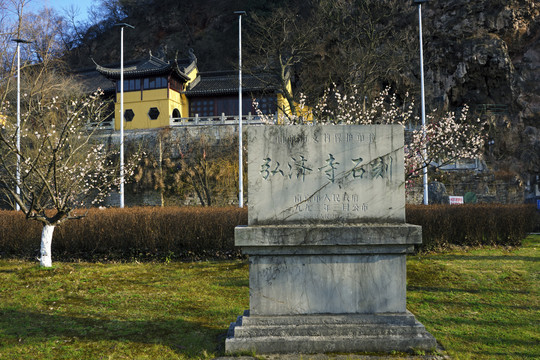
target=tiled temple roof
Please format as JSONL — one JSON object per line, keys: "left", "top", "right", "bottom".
{"left": 185, "top": 71, "right": 277, "bottom": 96}
{"left": 95, "top": 54, "right": 193, "bottom": 81}
{"left": 72, "top": 66, "right": 116, "bottom": 94}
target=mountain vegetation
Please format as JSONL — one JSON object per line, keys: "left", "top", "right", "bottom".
{"left": 2, "top": 0, "right": 539, "bottom": 196}
{"left": 59, "top": 0, "right": 540, "bottom": 183}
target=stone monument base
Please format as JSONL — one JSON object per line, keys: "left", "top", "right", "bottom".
{"left": 226, "top": 311, "right": 437, "bottom": 354}
{"left": 225, "top": 224, "right": 437, "bottom": 354}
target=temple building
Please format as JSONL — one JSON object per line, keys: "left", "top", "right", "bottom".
{"left": 80, "top": 50, "right": 288, "bottom": 130}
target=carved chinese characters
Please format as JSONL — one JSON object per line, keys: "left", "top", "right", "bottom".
{"left": 247, "top": 125, "right": 405, "bottom": 225}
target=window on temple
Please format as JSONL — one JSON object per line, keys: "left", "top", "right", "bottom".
{"left": 158, "top": 77, "right": 167, "bottom": 88}
{"left": 141, "top": 76, "right": 168, "bottom": 90}
{"left": 170, "top": 77, "right": 182, "bottom": 92}
{"left": 148, "top": 107, "right": 160, "bottom": 120}
{"left": 117, "top": 79, "right": 141, "bottom": 92}
{"left": 124, "top": 109, "right": 135, "bottom": 122}
{"left": 113, "top": 76, "right": 180, "bottom": 93}
{"left": 189, "top": 96, "right": 263, "bottom": 117}
{"left": 256, "top": 96, "right": 277, "bottom": 115}
{"left": 190, "top": 99, "right": 215, "bottom": 117}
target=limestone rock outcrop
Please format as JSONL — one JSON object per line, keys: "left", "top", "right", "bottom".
{"left": 422, "top": 0, "right": 539, "bottom": 179}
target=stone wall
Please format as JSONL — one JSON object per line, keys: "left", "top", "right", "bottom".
{"left": 92, "top": 126, "right": 532, "bottom": 207}
{"left": 98, "top": 125, "right": 242, "bottom": 207}
{"left": 96, "top": 124, "right": 241, "bottom": 159}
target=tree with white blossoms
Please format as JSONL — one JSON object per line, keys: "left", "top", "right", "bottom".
{"left": 0, "top": 86, "right": 138, "bottom": 267}
{"left": 255, "top": 85, "right": 486, "bottom": 187}
{"left": 0, "top": 0, "right": 138, "bottom": 267}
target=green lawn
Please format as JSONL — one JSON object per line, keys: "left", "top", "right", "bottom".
{"left": 407, "top": 235, "right": 539, "bottom": 359}
{"left": 0, "top": 235, "right": 538, "bottom": 359}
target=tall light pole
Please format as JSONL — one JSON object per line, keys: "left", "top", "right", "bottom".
{"left": 11, "top": 38, "right": 31, "bottom": 211}
{"left": 234, "top": 11, "right": 246, "bottom": 208}
{"left": 413, "top": 0, "right": 429, "bottom": 205}
{"left": 114, "top": 23, "right": 134, "bottom": 208}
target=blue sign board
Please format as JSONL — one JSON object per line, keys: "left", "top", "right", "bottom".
{"left": 537, "top": 199, "right": 540, "bottom": 210}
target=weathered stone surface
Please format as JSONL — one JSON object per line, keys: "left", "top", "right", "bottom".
{"left": 247, "top": 125, "right": 405, "bottom": 225}
{"left": 226, "top": 125, "right": 435, "bottom": 354}
{"left": 427, "top": 181, "right": 449, "bottom": 205}
{"left": 248, "top": 252, "right": 407, "bottom": 316}
{"left": 235, "top": 224, "right": 422, "bottom": 315}
{"left": 226, "top": 311, "right": 437, "bottom": 354}
{"left": 235, "top": 224, "right": 422, "bottom": 247}
{"left": 236, "top": 224, "right": 422, "bottom": 316}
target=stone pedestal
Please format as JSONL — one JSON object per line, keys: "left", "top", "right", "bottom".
{"left": 225, "top": 125, "right": 436, "bottom": 354}
{"left": 226, "top": 311, "right": 435, "bottom": 354}
{"left": 225, "top": 224, "right": 436, "bottom": 353}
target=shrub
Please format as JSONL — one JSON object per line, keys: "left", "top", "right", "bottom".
{"left": 0, "top": 206, "right": 248, "bottom": 261}
{"left": 0, "top": 205, "right": 536, "bottom": 261}
{"left": 0, "top": 212, "right": 42, "bottom": 257}
{"left": 406, "top": 204, "right": 536, "bottom": 251}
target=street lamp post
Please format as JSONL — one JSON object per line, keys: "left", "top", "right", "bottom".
{"left": 114, "top": 23, "right": 134, "bottom": 208}
{"left": 234, "top": 11, "right": 246, "bottom": 208}
{"left": 11, "top": 38, "right": 31, "bottom": 211}
{"left": 413, "top": 0, "right": 429, "bottom": 205}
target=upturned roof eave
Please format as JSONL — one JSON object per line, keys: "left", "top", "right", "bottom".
{"left": 95, "top": 59, "right": 191, "bottom": 81}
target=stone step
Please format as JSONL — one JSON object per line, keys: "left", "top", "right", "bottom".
{"left": 225, "top": 313, "right": 437, "bottom": 354}
{"left": 232, "top": 323, "right": 430, "bottom": 338}
{"left": 225, "top": 334, "right": 437, "bottom": 354}
{"left": 240, "top": 312, "right": 418, "bottom": 327}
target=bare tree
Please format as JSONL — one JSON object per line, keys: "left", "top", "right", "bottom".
{"left": 244, "top": 6, "right": 316, "bottom": 117}
{"left": 127, "top": 130, "right": 239, "bottom": 207}
{"left": 299, "top": 0, "right": 418, "bottom": 102}
{"left": 244, "top": 0, "right": 417, "bottom": 111}
{"left": 87, "top": 0, "right": 127, "bottom": 28}
{"left": 0, "top": 0, "right": 30, "bottom": 99}
{"left": 169, "top": 133, "right": 239, "bottom": 207}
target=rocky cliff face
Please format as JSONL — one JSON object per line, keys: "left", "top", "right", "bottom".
{"left": 69, "top": 0, "right": 539, "bottom": 185}
{"left": 422, "top": 0, "right": 539, "bottom": 182}
{"left": 423, "top": 0, "right": 538, "bottom": 111}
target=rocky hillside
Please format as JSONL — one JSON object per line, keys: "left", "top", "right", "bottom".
{"left": 420, "top": 0, "right": 539, "bottom": 183}
{"left": 66, "top": 0, "right": 539, "bottom": 186}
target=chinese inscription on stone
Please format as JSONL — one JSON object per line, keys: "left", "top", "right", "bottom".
{"left": 248, "top": 125, "right": 405, "bottom": 225}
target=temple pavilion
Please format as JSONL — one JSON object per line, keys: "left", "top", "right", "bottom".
{"left": 80, "top": 50, "right": 286, "bottom": 130}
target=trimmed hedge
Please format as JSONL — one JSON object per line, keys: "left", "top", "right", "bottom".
{"left": 407, "top": 204, "right": 537, "bottom": 251}
{"left": 0, "top": 207, "right": 247, "bottom": 261}
{"left": 0, "top": 204, "right": 536, "bottom": 261}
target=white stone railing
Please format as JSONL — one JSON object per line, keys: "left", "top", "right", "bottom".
{"left": 170, "top": 112, "right": 276, "bottom": 126}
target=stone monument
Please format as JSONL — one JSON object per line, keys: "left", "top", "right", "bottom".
{"left": 225, "top": 125, "right": 436, "bottom": 354}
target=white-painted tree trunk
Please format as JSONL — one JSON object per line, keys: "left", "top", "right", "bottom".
{"left": 40, "top": 224, "right": 55, "bottom": 267}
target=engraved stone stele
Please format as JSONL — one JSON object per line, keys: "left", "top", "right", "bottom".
{"left": 225, "top": 125, "right": 436, "bottom": 354}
